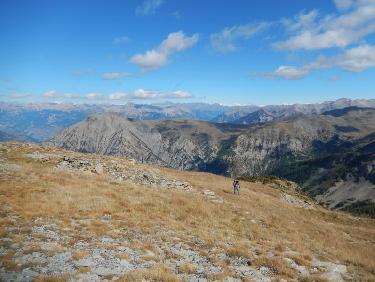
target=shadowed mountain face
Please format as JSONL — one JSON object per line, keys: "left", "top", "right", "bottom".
{"left": 0, "top": 130, "right": 26, "bottom": 142}
{"left": 49, "top": 113, "right": 247, "bottom": 171}
{"left": 231, "top": 109, "right": 276, "bottom": 125}
{"left": 1, "top": 98, "right": 375, "bottom": 142}
{"left": 230, "top": 108, "right": 375, "bottom": 212}
{"left": 49, "top": 107, "right": 375, "bottom": 215}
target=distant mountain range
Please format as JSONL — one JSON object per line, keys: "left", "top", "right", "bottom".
{"left": 49, "top": 106, "right": 375, "bottom": 215}
{"left": 1, "top": 98, "right": 375, "bottom": 142}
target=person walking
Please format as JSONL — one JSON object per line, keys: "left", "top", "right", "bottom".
{"left": 233, "top": 180, "right": 240, "bottom": 195}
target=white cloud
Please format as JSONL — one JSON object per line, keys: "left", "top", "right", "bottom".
{"left": 63, "top": 93, "right": 80, "bottom": 99}
{"left": 135, "top": 0, "right": 164, "bottom": 16}
{"left": 275, "top": 0, "right": 375, "bottom": 50}
{"left": 44, "top": 91, "right": 80, "bottom": 99}
{"left": 42, "top": 89, "right": 193, "bottom": 101}
{"left": 44, "top": 90, "right": 60, "bottom": 98}
{"left": 109, "top": 89, "right": 193, "bottom": 100}
{"left": 86, "top": 93, "right": 104, "bottom": 100}
{"left": 108, "top": 92, "right": 128, "bottom": 100}
{"left": 210, "top": 22, "right": 271, "bottom": 53}
{"left": 262, "top": 44, "right": 375, "bottom": 79}
{"left": 335, "top": 44, "right": 375, "bottom": 71}
{"left": 130, "top": 31, "right": 199, "bottom": 70}
{"left": 260, "top": 66, "right": 310, "bottom": 80}
{"left": 102, "top": 72, "right": 130, "bottom": 80}
{"left": 170, "top": 90, "right": 192, "bottom": 98}
{"left": 113, "top": 36, "right": 129, "bottom": 44}
{"left": 334, "top": 0, "right": 355, "bottom": 11}
{"left": 130, "top": 50, "right": 168, "bottom": 70}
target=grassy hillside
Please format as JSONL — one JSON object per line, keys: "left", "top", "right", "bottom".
{"left": 0, "top": 142, "right": 375, "bottom": 281}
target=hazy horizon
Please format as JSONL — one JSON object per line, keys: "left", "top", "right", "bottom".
{"left": 1, "top": 97, "right": 374, "bottom": 108}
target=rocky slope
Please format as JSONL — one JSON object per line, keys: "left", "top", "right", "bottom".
{"left": 1, "top": 142, "right": 375, "bottom": 281}
{"left": 49, "top": 107, "right": 375, "bottom": 216}
{"left": 230, "top": 107, "right": 375, "bottom": 176}
{"left": 229, "top": 107, "right": 375, "bottom": 213}
{"left": 49, "top": 113, "right": 247, "bottom": 170}
{"left": 231, "top": 109, "right": 275, "bottom": 125}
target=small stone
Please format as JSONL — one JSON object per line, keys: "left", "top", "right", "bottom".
{"left": 94, "top": 163, "right": 104, "bottom": 174}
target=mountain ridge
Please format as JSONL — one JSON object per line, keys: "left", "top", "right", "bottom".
{"left": 1, "top": 98, "right": 375, "bottom": 142}
{"left": 49, "top": 107, "right": 375, "bottom": 216}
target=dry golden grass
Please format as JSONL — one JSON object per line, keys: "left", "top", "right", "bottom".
{"left": 22, "top": 244, "right": 43, "bottom": 255}
{"left": 87, "top": 220, "right": 110, "bottom": 236}
{"left": 1, "top": 142, "right": 375, "bottom": 280}
{"left": 178, "top": 262, "right": 196, "bottom": 274}
{"left": 0, "top": 249, "right": 18, "bottom": 271}
{"left": 117, "top": 264, "right": 179, "bottom": 282}
{"left": 0, "top": 228, "right": 8, "bottom": 238}
{"left": 298, "top": 275, "right": 330, "bottom": 282}
{"left": 226, "top": 240, "right": 253, "bottom": 259}
{"left": 72, "top": 249, "right": 89, "bottom": 260}
{"left": 77, "top": 266, "right": 89, "bottom": 273}
{"left": 34, "top": 274, "right": 71, "bottom": 282}
{"left": 286, "top": 253, "right": 312, "bottom": 267}
{"left": 0, "top": 255, "right": 19, "bottom": 271}
{"left": 253, "top": 257, "right": 298, "bottom": 279}
{"left": 45, "top": 245, "right": 65, "bottom": 256}
{"left": 204, "top": 270, "right": 236, "bottom": 281}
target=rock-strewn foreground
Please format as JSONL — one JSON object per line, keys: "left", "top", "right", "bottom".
{"left": 1, "top": 143, "right": 375, "bottom": 281}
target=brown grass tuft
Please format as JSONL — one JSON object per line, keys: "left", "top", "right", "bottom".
{"left": 34, "top": 274, "right": 71, "bottom": 282}
{"left": 178, "top": 263, "right": 196, "bottom": 274}
{"left": 117, "top": 265, "right": 179, "bottom": 282}
{"left": 253, "top": 257, "right": 298, "bottom": 279}
{"left": 72, "top": 249, "right": 89, "bottom": 260}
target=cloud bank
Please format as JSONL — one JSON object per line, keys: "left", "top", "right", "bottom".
{"left": 261, "top": 44, "right": 375, "bottom": 79}
{"left": 42, "top": 89, "right": 193, "bottom": 101}
{"left": 275, "top": 0, "right": 375, "bottom": 50}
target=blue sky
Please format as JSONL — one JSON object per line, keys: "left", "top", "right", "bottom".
{"left": 1, "top": 0, "right": 375, "bottom": 105}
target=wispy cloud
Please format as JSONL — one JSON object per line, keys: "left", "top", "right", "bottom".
{"left": 72, "top": 68, "right": 95, "bottom": 77}
{"left": 102, "top": 72, "right": 130, "bottom": 80}
{"left": 43, "top": 90, "right": 80, "bottom": 99}
{"left": 42, "top": 89, "right": 192, "bottom": 101}
{"left": 261, "top": 44, "right": 375, "bottom": 79}
{"left": 109, "top": 89, "right": 193, "bottom": 100}
{"left": 258, "top": 66, "right": 309, "bottom": 80}
{"left": 44, "top": 90, "right": 60, "bottom": 98}
{"left": 334, "top": 0, "right": 355, "bottom": 11}
{"left": 130, "top": 31, "right": 199, "bottom": 70}
{"left": 135, "top": 0, "right": 164, "bottom": 16}
{"left": 171, "top": 11, "right": 181, "bottom": 19}
{"left": 210, "top": 22, "right": 271, "bottom": 53}
{"left": 3, "top": 92, "right": 32, "bottom": 99}
{"left": 86, "top": 93, "right": 104, "bottom": 100}
{"left": 113, "top": 36, "right": 129, "bottom": 44}
{"left": 275, "top": 0, "right": 375, "bottom": 50}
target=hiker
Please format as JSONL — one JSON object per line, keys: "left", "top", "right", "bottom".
{"left": 233, "top": 180, "right": 240, "bottom": 195}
